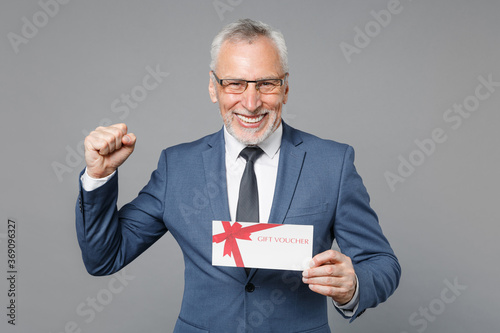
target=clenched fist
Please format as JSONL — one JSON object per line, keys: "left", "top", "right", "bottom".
{"left": 84, "top": 123, "right": 136, "bottom": 178}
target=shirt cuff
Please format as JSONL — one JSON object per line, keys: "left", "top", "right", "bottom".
{"left": 333, "top": 274, "right": 360, "bottom": 317}
{"left": 81, "top": 168, "right": 116, "bottom": 192}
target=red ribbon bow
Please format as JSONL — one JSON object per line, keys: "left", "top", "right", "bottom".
{"left": 212, "top": 221, "right": 280, "bottom": 267}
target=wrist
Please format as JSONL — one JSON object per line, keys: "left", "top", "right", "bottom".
{"left": 82, "top": 168, "right": 116, "bottom": 192}
{"left": 86, "top": 167, "right": 115, "bottom": 179}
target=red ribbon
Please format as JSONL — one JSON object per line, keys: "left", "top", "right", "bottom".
{"left": 212, "top": 221, "right": 280, "bottom": 267}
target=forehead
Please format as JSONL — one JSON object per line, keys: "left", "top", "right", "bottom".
{"left": 216, "top": 37, "right": 283, "bottom": 78}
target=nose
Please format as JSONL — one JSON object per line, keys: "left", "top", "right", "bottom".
{"left": 240, "top": 83, "right": 262, "bottom": 112}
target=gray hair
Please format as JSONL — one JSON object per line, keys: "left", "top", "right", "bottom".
{"left": 210, "top": 18, "right": 288, "bottom": 73}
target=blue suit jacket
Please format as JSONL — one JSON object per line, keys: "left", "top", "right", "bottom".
{"left": 76, "top": 122, "right": 401, "bottom": 332}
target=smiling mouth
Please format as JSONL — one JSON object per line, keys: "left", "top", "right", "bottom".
{"left": 236, "top": 113, "right": 266, "bottom": 124}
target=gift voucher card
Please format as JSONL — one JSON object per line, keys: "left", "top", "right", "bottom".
{"left": 212, "top": 221, "right": 313, "bottom": 271}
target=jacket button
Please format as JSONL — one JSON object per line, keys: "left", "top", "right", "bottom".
{"left": 245, "top": 283, "right": 255, "bottom": 293}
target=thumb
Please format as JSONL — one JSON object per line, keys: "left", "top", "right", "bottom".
{"left": 122, "top": 133, "right": 136, "bottom": 146}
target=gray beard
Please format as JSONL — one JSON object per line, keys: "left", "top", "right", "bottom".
{"left": 223, "top": 109, "right": 277, "bottom": 145}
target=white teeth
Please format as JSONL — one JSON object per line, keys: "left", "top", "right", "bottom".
{"left": 236, "top": 114, "right": 264, "bottom": 123}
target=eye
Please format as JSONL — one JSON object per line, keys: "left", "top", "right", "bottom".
{"left": 224, "top": 80, "right": 244, "bottom": 87}
{"left": 260, "top": 80, "right": 279, "bottom": 87}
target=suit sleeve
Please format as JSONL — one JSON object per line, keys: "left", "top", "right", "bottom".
{"left": 75, "top": 151, "right": 168, "bottom": 276}
{"left": 333, "top": 145, "right": 401, "bottom": 321}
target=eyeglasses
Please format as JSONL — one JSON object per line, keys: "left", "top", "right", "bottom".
{"left": 212, "top": 72, "right": 287, "bottom": 94}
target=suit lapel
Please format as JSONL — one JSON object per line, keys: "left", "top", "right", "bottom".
{"left": 202, "top": 128, "right": 231, "bottom": 222}
{"left": 268, "top": 122, "right": 305, "bottom": 225}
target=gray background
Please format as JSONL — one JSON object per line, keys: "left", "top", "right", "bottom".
{"left": 1, "top": 0, "right": 499, "bottom": 332}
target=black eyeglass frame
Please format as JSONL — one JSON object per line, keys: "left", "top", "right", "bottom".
{"left": 212, "top": 72, "right": 288, "bottom": 94}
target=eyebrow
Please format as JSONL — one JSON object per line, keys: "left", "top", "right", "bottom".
{"left": 226, "top": 76, "right": 282, "bottom": 81}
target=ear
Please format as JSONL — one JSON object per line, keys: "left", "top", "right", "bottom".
{"left": 208, "top": 71, "right": 218, "bottom": 103}
{"left": 282, "top": 74, "right": 289, "bottom": 104}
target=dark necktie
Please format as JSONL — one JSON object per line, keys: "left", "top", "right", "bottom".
{"left": 236, "top": 146, "right": 264, "bottom": 275}
{"left": 236, "top": 146, "right": 264, "bottom": 223}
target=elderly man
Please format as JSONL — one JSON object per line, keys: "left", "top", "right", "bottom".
{"left": 76, "top": 19, "right": 401, "bottom": 332}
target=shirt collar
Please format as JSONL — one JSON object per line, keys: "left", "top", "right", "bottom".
{"left": 224, "top": 122, "right": 282, "bottom": 162}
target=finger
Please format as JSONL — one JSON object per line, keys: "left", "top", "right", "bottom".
{"left": 302, "top": 274, "right": 342, "bottom": 288}
{"left": 304, "top": 273, "right": 357, "bottom": 305}
{"left": 106, "top": 125, "right": 126, "bottom": 152}
{"left": 309, "top": 249, "right": 345, "bottom": 268}
{"left": 307, "top": 283, "right": 355, "bottom": 304}
{"left": 302, "top": 271, "right": 355, "bottom": 288}
{"left": 85, "top": 130, "right": 109, "bottom": 155}
{"left": 307, "top": 283, "right": 330, "bottom": 297}
{"left": 92, "top": 125, "right": 126, "bottom": 155}
{"left": 111, "top": 123, "right": 132, "bottom": 149}
{"left": 110, "top": 123, "right": 128, "bottom": 135}
{"left": 122, "top": 133, "right": 136, "bottom": 146}
{"left": 303, "top": 263, "right": 343, "bottom": 279}
{"left": 307, "top": 283, "right": 340, "bottom": 297}
{"left": 95, "top": 130, "right": 118, "bottom": 155}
